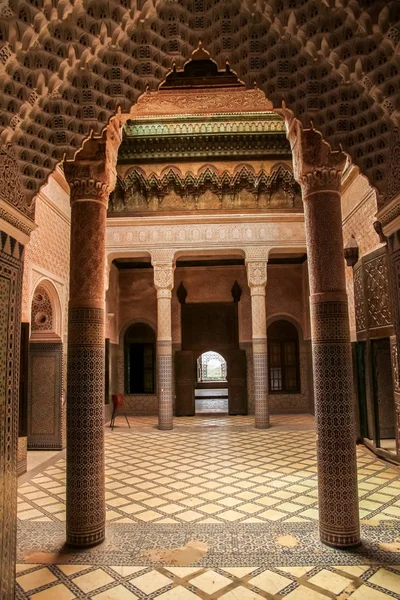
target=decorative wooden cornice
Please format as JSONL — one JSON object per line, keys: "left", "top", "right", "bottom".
{"left": 109, "top": 165, "right": 301, "bottom": 213}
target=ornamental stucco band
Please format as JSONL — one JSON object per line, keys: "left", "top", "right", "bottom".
{"left": 284, "top": 112, "right": 360, "bottom": 548}
{"left": 152, "top": 252, "right": 175, "bottom": 431}
{"left": 246, "top": 252, "right": 269, "bottom": 430}
{"left": 63, "top": 124, "right": 121, "bottom": 547}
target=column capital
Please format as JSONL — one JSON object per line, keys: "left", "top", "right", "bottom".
{"left": 243, "top": 246, "right": 270, "bottom": 262}
{"left": 280, "top": 105, "right": 346, "bottom": 196}
{"left": 153, "top": 263, "right": 175, "bottom": 294}
{"left": 64, "top": 119, "right": 122, "bottom": 207}
{"left": 151, "top": 248, "right": 175, "bottom": 265}
{"left": 151, "top": 249, "right": 175, "bottom": 294}
{"left": 246, "top": 260, "right": 267, "bottom": 293}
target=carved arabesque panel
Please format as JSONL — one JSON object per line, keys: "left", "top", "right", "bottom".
{"left": 364, "top": 253, "right": 392, "bottom": 329}
{"left": 354, "top": 264, "right": 366, "bottom": 333}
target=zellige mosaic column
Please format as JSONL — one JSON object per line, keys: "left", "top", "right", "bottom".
{"left": 246, "top": 254, "right": 269, "bottom": 429}
{"left": 284, "top": 111, "right": 360, "bottom": 548}
{"left": 64, "top": 124, "right": 120, "bottom": 546}
{"left": 152, "top": 251, "right": 175, "bottom": 431}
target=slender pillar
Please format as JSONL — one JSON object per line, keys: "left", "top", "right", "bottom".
{"left": 152, "top": 252, "right": 175, "bottom": 430}
{"left": 64, "top": 125, "right": 120, "bottom": 546}
{"left": 284, "top": 113, "right": 360, "bottom": 547}
{"left": 246, "top": 254, "right": 269, "bottom": 429}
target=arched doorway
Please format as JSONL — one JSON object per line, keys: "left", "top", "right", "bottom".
{"left": 27, "top": 281, "right": 63, "bottom": 450}
{"left": 195, "top": 350, "right": 228, "bottom": 414}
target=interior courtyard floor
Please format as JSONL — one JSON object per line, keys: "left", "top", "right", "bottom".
{"left": 16, "top": 414, "right": 400, "bottom": 599}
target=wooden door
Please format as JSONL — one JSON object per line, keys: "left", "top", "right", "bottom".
{"left": 372, "top": 338, "right": 395, "bottom": 441}
{"left": 227, "top": 349, "right": 247, "bottom": 415}
{"left": 175, "top": 351, "right": 195, "bottom": 416}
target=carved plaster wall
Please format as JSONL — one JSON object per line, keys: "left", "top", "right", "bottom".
{"left": 21, "top": 171, "right": 70, "bottom": 335}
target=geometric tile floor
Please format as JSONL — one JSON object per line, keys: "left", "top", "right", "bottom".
{"left": 16, "top": 414, "right": 400, "bottom": 598}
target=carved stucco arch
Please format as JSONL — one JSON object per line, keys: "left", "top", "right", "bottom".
{"left": 30, "top": 277, "right": 63, "bottom": 339}
{"left": 1, "top": 0, "right": 399, "bottom": 213}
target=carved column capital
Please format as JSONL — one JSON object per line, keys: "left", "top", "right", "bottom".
{"left": 280, "top": 107, "right": 346, "bottom": 197}
{"left": 64, "top": 119, "right": 121, "bottom": 206}
{"left": 153, "top": 265, "right": 174, "bottom": 296}
{"left": 246, "top": 260, "right": 267, "bottom": 295}
{"left": 151, "top": 250, "right": 175, "bottom": 296}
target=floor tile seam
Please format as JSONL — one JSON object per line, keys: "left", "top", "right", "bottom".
{"left": 103, "top": 495, "right": 317, "bottom": 524}
{"left": 18, "top": 449, "right": 66, "bottom": 485}
{"left": 19, "top": 473, "right": 66, "bottom": 492}
{"left": 17, "top": 505, "right": 63, "bottom": 523}
{"left": 18, "top": 486, "right": 66, "bottom": 515}
{"left": 15, "top": 567, "right": 85, "bottom": 599}
{"left": 358, "top": 565, "right": 388, "bottom": 583}
{"left": 364, "top": 580, "right": 400, "bottom": 598}
{"left": 361, "top": 445, "right": 400, "bottom": 474}
{"left": 156, "top": 566, "right": 214, "bottom": 600}
{"left": 359, "top": 486, "right": 400, "bottom": 518}
{"left": 18, "top": 487, "right": 66, "bottom": 511}
{"left": 105, "top": 470, "right": 320, "bottom": 495}
{"left": 296, "top": 564, "right": 367, "bottom": 595}
{"left": 46, "top": 565, "right": 103, "bottom": 598}
{"left": 90, "top": 565, "right": 175, "bottom": 599}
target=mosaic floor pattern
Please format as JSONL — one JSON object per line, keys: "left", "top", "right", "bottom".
{"left": 16, "top": 414, "right": 400, "bottom": 599}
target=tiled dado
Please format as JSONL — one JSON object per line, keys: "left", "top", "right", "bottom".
{"left": 15, "top": 563, "right": 400, "bottom": 599}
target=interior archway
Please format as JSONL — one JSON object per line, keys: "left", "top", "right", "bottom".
{"left": 25, "top": 279, "right": 64, "bottom": 451}
{"left": 195, "top": 350, "right": 229, "bottom": 414}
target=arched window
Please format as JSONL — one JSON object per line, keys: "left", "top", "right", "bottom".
{"left": 124, "top": 323, "right": 155, "bottom": 394}
{"left": 197, "top": 351, "right": 227, "bottom": 383}
{"left": 268, "top": 320, "right": 300, "bottom": 393}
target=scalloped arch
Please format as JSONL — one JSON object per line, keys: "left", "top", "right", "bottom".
{"left": 0, "top": 0, "right": 399, "bottom": 208}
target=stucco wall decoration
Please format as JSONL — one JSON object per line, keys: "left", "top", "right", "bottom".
{"left": 0, "top": 1, "right": 398, "bottom": 206}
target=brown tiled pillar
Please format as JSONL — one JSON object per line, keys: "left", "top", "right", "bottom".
{"left": 152, "top": 252, "right": 175, "bottom": 431}
{"left": 64, "top": 126, "right": 120, "bottom": 546}
{"left": 246, "top": 255, "right": 269, "bottom": 429}
{"left": 284, "top": 114, "right": 360, "bottom": 547}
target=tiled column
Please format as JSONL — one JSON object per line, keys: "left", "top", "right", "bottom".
{"left": 245, "top": 252, "right": 269, "bottom": 429}
{"left": 284, "top": 112, "right": 360, "bottom": 548}
{"left": 64, "top": 124, "right": 120, "bottom": 546}
{"left": 152, "top": 251, "right": 175, "bottom": 431}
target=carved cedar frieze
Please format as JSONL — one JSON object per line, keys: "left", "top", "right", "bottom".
{"left": 110, "top": 165, "right": 301, "bottom": 213}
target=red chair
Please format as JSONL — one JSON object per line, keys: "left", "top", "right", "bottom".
{"left": 110, "top": 394, "right": 131, "bottom": 430}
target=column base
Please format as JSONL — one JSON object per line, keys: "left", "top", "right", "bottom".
{"left": 158, "top": 423, "right": 173, "bottom": 431}
{"left": 66, "top": 526, "right": 105, "bottom": 548}
{"left": 320, "top": 529, "right": 361, "bottom": 549}
{"left": 255, "top": 420, "right": 269, "bottom": 430}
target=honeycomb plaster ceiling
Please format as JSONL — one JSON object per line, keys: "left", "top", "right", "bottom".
{"left": 0, "top": 0, "right": 399, "bottom": 208}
